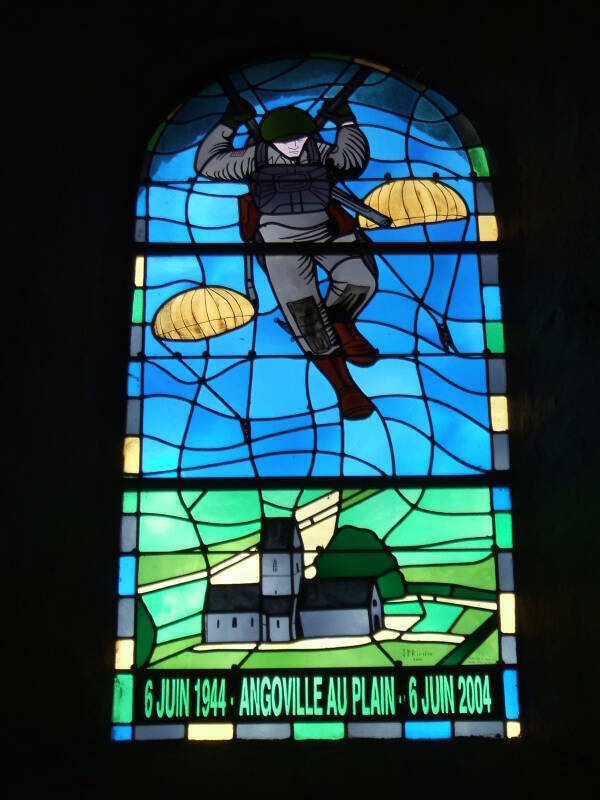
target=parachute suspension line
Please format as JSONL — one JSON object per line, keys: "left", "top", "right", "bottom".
{"left": 183, "top": 171, "right": 209, "bottom": 315}
{"left": 304, "top": 58, "right": 359, "bottom": 118}
{"left": 244, "top": 253, "right": 258, "bottom": 310}
{"left": 437, "top": 252, "right": 462, "bottom": 354}
{"left": 236, "top": 68, "right": 268, "bottom": 116}
{"left": 438, "top": 210, "right": 472, "bottom": 354}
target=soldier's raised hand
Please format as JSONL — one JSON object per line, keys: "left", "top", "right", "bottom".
{"left": 317, "top": 99, "right": 356, "bottom": 126}
{"left": 221, "top": 98, "right": 256, "bottom": 130}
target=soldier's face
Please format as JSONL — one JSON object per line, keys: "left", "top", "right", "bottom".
{"left": 272, "top": 136, "right": 308, "bottom": 158}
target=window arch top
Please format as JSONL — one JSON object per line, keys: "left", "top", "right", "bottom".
{"left": 135, "top": 55, "right": 494, "bottom": 246}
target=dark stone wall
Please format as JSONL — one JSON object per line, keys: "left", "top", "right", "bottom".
{"left": 6, "top": 2, "right": 599, "bottom": 792}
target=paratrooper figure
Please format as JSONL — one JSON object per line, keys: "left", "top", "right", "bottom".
{"left": 195, "top": 97, "right": 379, "bottom": 420}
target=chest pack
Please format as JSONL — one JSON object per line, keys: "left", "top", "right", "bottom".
{"left": 248, "top": 139, "right": 331, "bottom": 216}
{"left": 238, "top": 139, "right": 356, "bottom": 241}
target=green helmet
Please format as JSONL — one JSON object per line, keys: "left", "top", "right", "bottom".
{"left": 260, "top": 106, "right": 317, "bottom": 142}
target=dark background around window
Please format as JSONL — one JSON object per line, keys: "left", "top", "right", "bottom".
{"left": 6, "top": 2, "right": 599, "bottom": 793}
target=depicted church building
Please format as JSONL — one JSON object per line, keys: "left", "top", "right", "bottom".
{"left": 203, "top": 585, "right": 260, "bottom": 643}
{"left": 298, "top": 579, "right": 383, "bottom": 638}
{"left": 259, "top": 517, "right": 303, "bottom": 599}
{"left": 203, "top": 517, "right": 383, "bottom": 643}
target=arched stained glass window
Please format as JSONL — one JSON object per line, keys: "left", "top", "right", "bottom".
{"left": 112, "top": 55, "right": 520, "bottom": 743}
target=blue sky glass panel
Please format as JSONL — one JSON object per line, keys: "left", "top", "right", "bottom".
{"left": 132, "top": 250, "right": 502, "bottom": 477}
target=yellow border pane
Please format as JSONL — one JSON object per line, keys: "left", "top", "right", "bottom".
{"left": 478, "top": 215, "right": 499, "bottom": 241}
{"left": 188, "top": 723, "right": 234, "bottom": 741}
{"left": 123, "top": 437, "right": 140, "bottom": 474}
{"left": 353, "top": 57, "right": 391, "bottom": 73}
{"left": 490, "top": 396, "right": 509, "bottom": 431}
{"left": 115, "top": 639, "right": 134, "bottom": 669}
{"left": 499, "top": 593, "right": 516, "bottom": 633}
{"left": 134, "top": 256, "right": 145, "bottom": 287}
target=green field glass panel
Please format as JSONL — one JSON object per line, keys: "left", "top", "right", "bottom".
{"left": 451, "top": 608, "right": 492, "bottom": 635}
{"left": 381, "top": 641, "right": 455, "bottom": 666}
{"left": 384, "top": 513, "right": 493, "bottom": 547}
{"left": 138, "top": 516, "right": 201, "bottom": 552}
{"left": 243, "top": 645, "right": 393, "bottom": 670}
{"left": 155, "top": 613, "right": 204, "bottom": 644}
{"left": 463, "top": 630, "right": 499, "bottom": 665}
{"left": 261, "top": 489, "right": 303, "bottom": 509}
{"left": 298, "top": 488, "right": 335, "bottom": 505}
{"left": 147, "top": 634, "right": 205, "bottom": 667}
{"left": 190, "top": 491, "right": 262, "bottom": 524}
{"left": 207, "top": 551, "right": 236, "bottom": 568}
{"left": 152, "top": 650, "right": 249, "bottom": 671}
{"left": 209, "top": 532, "right": 260, "bottom": 553}
{"left": 140, "top": 491, "right": 189, "bottom": 517}
{"left": 341, "top": 488, "right": 380, "bottom": 511}
{"left": 197, "top": 522, "right": 261, "bottom": 546}
{"left": 383, "top": 600, "right": 423, "bottom": 615}
{"left": 485, "top": 322, "right": 505, "bottom": 353}
{"left": 138, "top": 554, "right": 207, "bottom": 585}
{"left": 438, "top": 615, "right": 498, "bottom": 666}
{"left": 415, "top": 487, "right": 491, "bottom": 513}
{"left": 400, "top": 557, "right": 497, "bottom": 592}
{"left": 411, "top": 602, "right": 464, "bottom": 633}
{"left": 142, "top": 580, "right": 207, "bottom": 628}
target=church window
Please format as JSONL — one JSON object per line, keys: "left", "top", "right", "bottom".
{"left": 112, "top": 54, "right": 520, "bottom": 743}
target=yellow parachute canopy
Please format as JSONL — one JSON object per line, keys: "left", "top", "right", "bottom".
{"left": 153, "top": 286, "right": 255, "bottom": 341}
{"left": 358, "top": 179, "right": 468, "bottom": 229}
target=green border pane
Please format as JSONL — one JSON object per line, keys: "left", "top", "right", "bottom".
{"left": 485, "top": 322, "right": 505, "bottom": 353}
{"left": 122, "top": 491, "right": 138, "bottom": 513}
{"left": 131, "top": 289, "right": 144, "bottom": 323}
{"left": 112, "top": 674, "right": 133, "bottom": 723}
{"left": 147, "top": 122, "right": 166, "bottom": 151}
{"left": 468, "top": 146, "right": 490, "bottom": 177}
{"left": 294, "top": 722, "right": 345, "bottom": 740}
{"left": 495, "top": 513, "right": 513, "bottom": 548}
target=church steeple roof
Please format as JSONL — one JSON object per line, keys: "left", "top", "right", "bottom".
{"left": 260, "top": 517, "right": 300, "bottom": 551}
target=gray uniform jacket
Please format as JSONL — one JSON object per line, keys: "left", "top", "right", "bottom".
{"left": 195, "top": 123, "right": 368, "bottom": 185}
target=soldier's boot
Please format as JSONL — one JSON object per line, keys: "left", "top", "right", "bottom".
{"left": 331, "top": 321, "right": 378, "bottom": 366}
{"left": 313, "top": 351, "right": 375, "bottom": 420}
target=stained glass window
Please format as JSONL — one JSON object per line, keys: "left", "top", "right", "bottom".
{"left": 113, "top": 54, "right": 520, "bottom": 742}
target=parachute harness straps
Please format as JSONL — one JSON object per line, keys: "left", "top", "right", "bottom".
{"left": 250, "top": 138, "right": 331, "bottom": 217}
